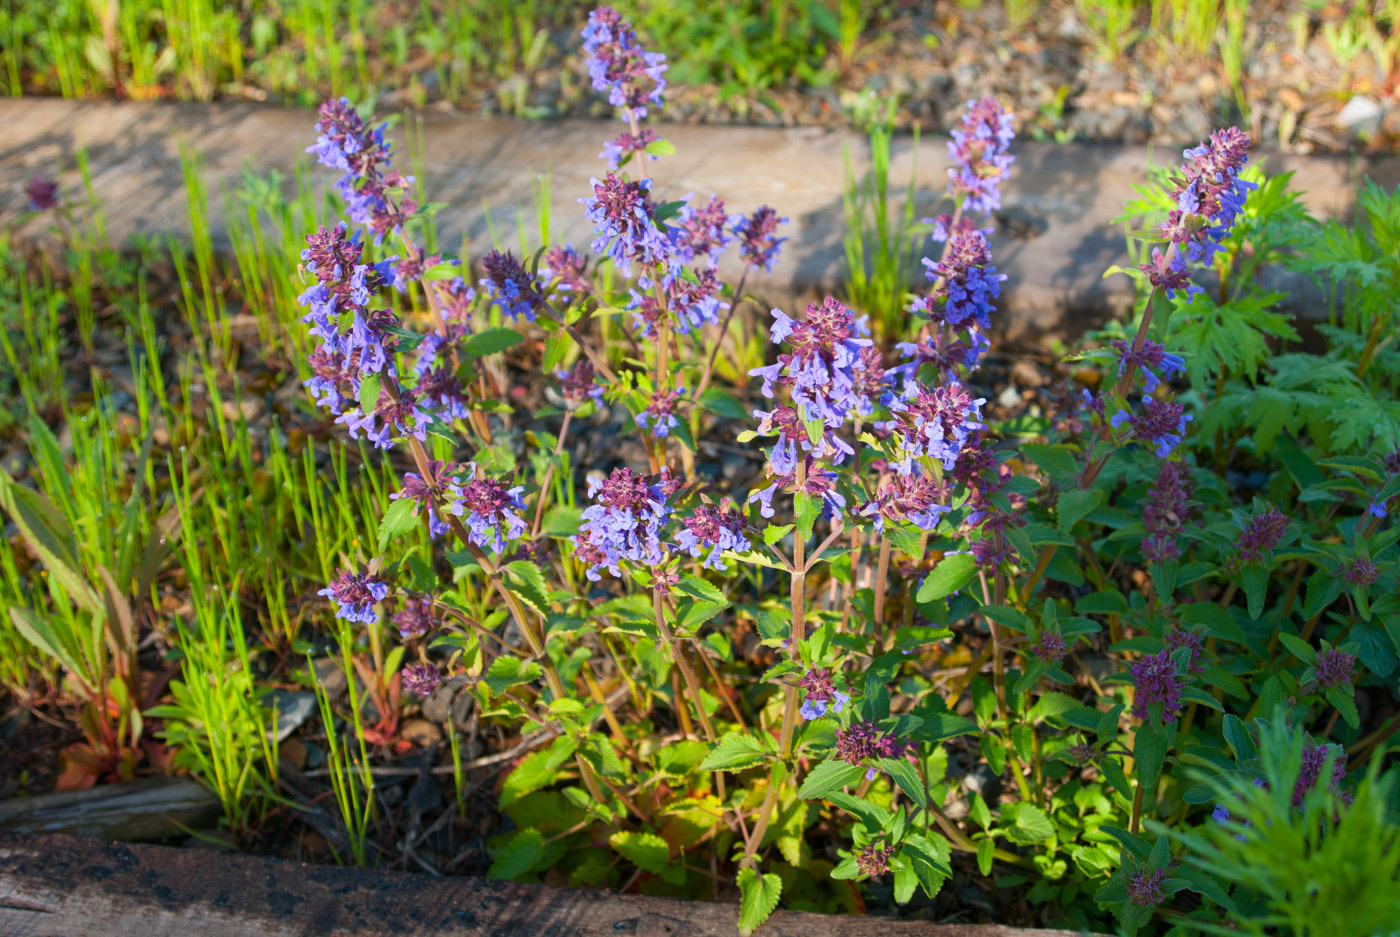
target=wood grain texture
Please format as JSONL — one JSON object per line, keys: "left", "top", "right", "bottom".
{"left": 0, "top": 97, "right": 1384, "bottom": 338}
{"left": 0, "top": 778, "right": 220, "bottom": 841}
{"left": 0, "top": 833, "right": 1097, "bottom": 937}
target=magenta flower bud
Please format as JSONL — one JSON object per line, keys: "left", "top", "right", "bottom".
{"left": 1235, "top": 505, "right": 1288, "bottom": 563}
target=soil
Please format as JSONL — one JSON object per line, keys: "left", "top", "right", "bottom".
{"left": 367, "top": 0, "right": 1400, "bottom": 155}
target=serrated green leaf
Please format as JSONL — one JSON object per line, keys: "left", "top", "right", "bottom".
{"left": 797, "top": 758, "right": 864, "bottom": 799}
{"left": 916, "top": 553, "right": 978, "bottom": 603}
{"left": 463, "top": 327, "right": 523, "bottom": 358}
{"left": 505, "top": 560, "right": 552, "bottom": 615}
{"left": 377, "top": 497, "right": 419, "bottom": 551}
{"left": 1057, "top": 487, "right": 1103, "bottom": 535}
{"left": 698, "top": 732, "right": 768, "bottom": 771}
{"left": 484, "top": 656, "right": 542, "bottom": 696}
{"left": 737, "top": 868, "right": 782, "bottom": 936}
{"left": 610, "top": 830, "right": 669, "bottom": 873}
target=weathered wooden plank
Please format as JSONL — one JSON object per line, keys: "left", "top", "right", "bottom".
{"left": 0, "top": 778, "right": 220, "bottom": 842}
{"left": 0, "top": 833, "right": 1093, "bottom": 937}
{"left": 0, "top": 98, "right": 1381, "bottom": 338}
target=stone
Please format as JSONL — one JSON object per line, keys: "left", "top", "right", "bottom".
{"left": 311, "top": 656, "right": 348, "bottom": 699}
{"left": 401, "top": 717, "right": 444, "bottom": 747}
{"left": 279, "top": 737, "right": 308, "bottom": 771}
{"left": 221, "top": 396, "right": 264, "bottom": 422}
{"left": 1337, "top": 95, "right": 1384, "bottom": 138}
{"left": 268, "top": 690, "right": 317, "bottom": 743}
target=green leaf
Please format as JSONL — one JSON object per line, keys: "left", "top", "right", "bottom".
{"left": 737, "top": 868, "right": 782, "bottom": 936}
{"left": 1028, "top": 691, "right": 1080, "bottom": 723}
{"left": 1057, "top": 487, "right": 1103, "bottom": 535}
{"left": 903, "top": 832, "right": 953, "bottom": 898}
{"left": 0, "top": 473, "right": 101, "bottom": 615}
{"left": 1102, "top": 824, "right": 1152, "bottom": 861}
{"left": 1222, "top": 714, "right": 1257, "bottom": 763}
{"left": 462, "top": 327, "right": 523, "bottom": 358}
{"left": 1179, "top": 685, "right": 1224, "bottom": 712}
{"left": 644, "top": 137, "right": 678, "bottom": 156}
{"left": 358, "top": 372, "right": 381, "bottom": 414}
{"left": 794, "top": 491, "right": 821, "bottom": 541}
{"left": 916, "top": 553, "right": 978, "bottom": 603}
{"left": 376, "top": 497, "right": 419, "bottom": 551}
{"left": 421, "top": 261, "right": 461, "bottom": 280}
{"left": 698, "top": 732, "right": 768, "bottom": 771}
{"left": 1172, "top": 865, "right": 1237, "bottom": 912}
{"left": 9, "top": 607, "right": 84, "bottom": 677}
{"left": 610, "top": 830, "right": 669, "bottom": 874}
{"left": 1277, "top": 632, "right": 1318, "bottom": 665}
{"left": 1134, "top": 724, "right": 1168, "bottom": 790}
{"left": 676, "top": 575, "right": 726, "bottom": 606}
{"left": 797, "top": 758, "right": 864, "bottom": 799}
{"left": 653, "top": 199, "right": 687, "bottom": 224}
{"left": 827, "top": 791, "right": 892, "bottom": 832}
{"left": 1021, "top": 442, "right": 1079, "bottom": 479}
{"left": 484, "top": 656, "right": 543, "bottom": 696}
{"left": 504, "top": 560, "right": 552, "bottom": 615}
{"left": 1241, "top": 564, "right": 1268, "bottom": 620}
{"left": 763, "top": 524, "right": 794, "bottom": 546}
{"left": 885, "top": 525, "right": 924, "bottom": 562}
{"left": 976, "top": 836, "right": 995, "bottom": 876}
{"left": 877, "top": 756, "right": 927, "bottom": 807}
{"left": 981, "top": 604, "right": 1032, "bottom": 632}
{"left": 542, "top": 505, "right": 583, "bottom": 538}
{"left": 1001, "top": 802, "right": 1055, "bottom": 844}
{"left": 488, "top": 829, "right": 544, "bottom": 879}
{"left": 698, "top": 387, "right": 747, "bottom": 419}
{"left": 1326, "top": 685, "right": 1360, "bottom": 729}
{"left": 500, "top": 736, "right": 576, "bottom": 808}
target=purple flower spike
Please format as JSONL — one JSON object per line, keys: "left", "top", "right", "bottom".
{"left": 1142, "top": 460, "right": 1193, "bottom": 563}
{"left": 733, "top": 206, "right": 788, "bottom": 272}
{"left": 859, "top": 471, "right": 951, "bottom": 534}
{"left": 675, "top": 500, "right": 751, "bottom": 570}
{"left": 543, "top": 244, "right": 591, "bottom": 297}
{"left": 855, "top": 842, "right": 895, "bottom": 878}
{"left": 636, "top": 387, "right": 685, "bottom": 437}
{"left": 880, "top": 380, "right": 987, "bottom": 473}
{"left": 1130, "top": 650, "right": 1184, "bottom": 724}
{"left": 912, "top": 229, "right": 1005, "bottom": 331}
{"left": 320, "top": 568, "right": 390, "bottom": 623}
{"left": 581, "top": 173, "right": 676, "bottom": 282}
{"left": 479, "top": 250, "right": 545, "bottom": 322}
{"left": 749, "top": 297, "right": 873, "bottom": 429}
{"left": 581, "top": 6, "right": 668, "bottom": 122}
{"left": 1341, "top": 557, "right": 1380, "bottom": 586}
{"left": 393, "top": 598, "right": 436, "bottom": 640}
{"left": 390, "top": 460, "right": 466, "bottom": 539}
{"left": 1292, "top": 740, "right": 1351, "bottom": 808}
{"left": 26, "top": 176, "right": 59, "bottom": 212}
{"left": 574, "top": 467, "right": 673, "bottom": 581}
{"left": 1165, "top": 628, "right": 1205, "bottom": 674}
{"left": 1110, "top": 397, "right": 1192, "bottom": 458}
{"left": 401, "top": 663, "right": 442, "bottom": 698}
{"left": 1031, "top": 631, "right": 1068, "bottom": 665}
{"left": 600, "top": 127, "right": 661, "bottom": 169}
{"left": 1234, "top": 505, "right": 1288, "bottom": 563}
{"left": 1126, "top": 868, "right": 1167, "bottom": 907}
{"left": 1113, "top": 339, "right": 1186, "bottom": 393}
{"left": 676, "top": 195, "right": 735, "bottom": 265}
{"left": 1315, "top": 647, "right": 1356, "bottom": 690}
{"left": 457, "top": 463, "right": 529, "bottom": 554}
{"left": 1158, "top": 127, "right": 1257, "bottom": 273}
{"left": 556, "top": 358, "right": 605, "bottom": 407}
{"left": 946, "top": 97, "right": 1016, "bottom": 217}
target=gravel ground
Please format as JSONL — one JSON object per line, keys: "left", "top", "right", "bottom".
{"left": 369, "top": 0, "right": 1400, "bottom": 154}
